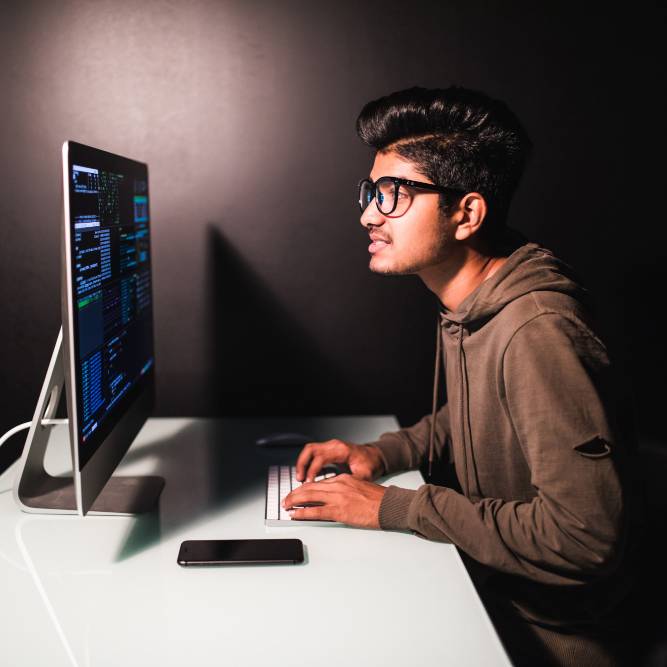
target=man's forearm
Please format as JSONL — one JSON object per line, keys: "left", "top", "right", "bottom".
{"left": 379, "top": 482, "right": 624, "bottom": 586}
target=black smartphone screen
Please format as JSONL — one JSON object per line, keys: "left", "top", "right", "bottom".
{"left": 177, "top": 539, "right": 304, "bottom": 566}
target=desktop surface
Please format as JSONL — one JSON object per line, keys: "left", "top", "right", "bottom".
{"left": 0, "top": 417, "right": 510, "bottom": 667}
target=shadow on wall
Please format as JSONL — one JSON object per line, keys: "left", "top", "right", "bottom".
{"left": 204, "top": 225, "right": 362, "bottom": 416}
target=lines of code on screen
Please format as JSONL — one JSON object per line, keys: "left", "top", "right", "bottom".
{"left": 71, "top": 164, "right": 154, "bottom": 444}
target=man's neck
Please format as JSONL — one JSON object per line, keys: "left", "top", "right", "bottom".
{"left": 418, "top": 244, "right": 509, "bottom": 312}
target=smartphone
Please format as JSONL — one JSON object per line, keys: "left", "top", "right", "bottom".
{"left": 177, "top": 539, "right": 304, "bottom": 566}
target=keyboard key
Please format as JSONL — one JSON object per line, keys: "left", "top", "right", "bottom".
{"left": 266, "top": 466, "right": 280, "bottom": 521}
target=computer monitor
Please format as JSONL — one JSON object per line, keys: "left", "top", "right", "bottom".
{"left": 14, "top": 141, "right": 164, "bottom": 516}
{"left": 63, "top": 140, "right": 161, "bottom": 513}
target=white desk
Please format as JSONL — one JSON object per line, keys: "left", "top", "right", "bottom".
{"left": 0, "top": 417, "right": 510, "bottom": 666}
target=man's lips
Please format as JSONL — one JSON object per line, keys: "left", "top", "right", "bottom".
{"left": 368, "top": 233, "right": 391, "bottom": 255}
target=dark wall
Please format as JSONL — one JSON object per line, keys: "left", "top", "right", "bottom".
{"left": 0, "top": 1, "right": 660, "bottom": 470}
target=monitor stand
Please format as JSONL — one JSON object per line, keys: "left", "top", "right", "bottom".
{"left": 13, "top": 328, "right": 164, "bottom": 515}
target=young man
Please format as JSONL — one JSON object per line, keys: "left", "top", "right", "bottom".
{"left": 282, "top": 86, "right": 637, "bottom": 666}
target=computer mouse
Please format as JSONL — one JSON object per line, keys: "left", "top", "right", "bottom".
{"left": 255, "top": 432, "right": 314, "bottom": 447}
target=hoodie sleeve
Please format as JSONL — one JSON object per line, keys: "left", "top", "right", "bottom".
{"left": 378, "top": 313, "right": 628, "bottom": 585}
{"left": 368, "top": 403, "right": 452, "bottom": 475}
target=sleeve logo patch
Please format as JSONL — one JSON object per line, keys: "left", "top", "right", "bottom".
{"left": 573, "top": 437, "right": 612, "bottom": 458}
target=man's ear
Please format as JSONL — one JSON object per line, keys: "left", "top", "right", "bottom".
{"left": 453, "top": 193, "right": 487, "bottom": 241}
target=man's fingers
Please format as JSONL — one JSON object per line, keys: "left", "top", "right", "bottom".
{"left": 296, "top": 444, "right": 330, "bottom": 481}
{"left": 285, "top": 476, "right": 348, "bottom": 509}
{"left": 305, "top": 456, "right": 327, "bottom": 482}
{"left": 283, "top": 484, "right": 337, "bottom": 508}
{"left": 289, "top": 505, "right": 329, "bottom": 521}
{"left": 321, "top": 473, "right": 351, "bottom": 484}
{"left": 295, "top": 440, "right": 353, "bottom": 482}
{"left": 295, "top": 444, "right": 316, "bottom": 481}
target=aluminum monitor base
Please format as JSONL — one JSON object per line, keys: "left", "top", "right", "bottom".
{"left": 13, "top": 328, "right": 164, "bottom": 516}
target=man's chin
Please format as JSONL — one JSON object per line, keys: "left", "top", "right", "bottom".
{"left": 369, "top": 257, "right": 415, "bottom": 276}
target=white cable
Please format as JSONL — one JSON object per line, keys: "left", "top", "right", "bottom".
{"left": 0, "top": 422, "right": 31, "bottom": 450}
{"left": 1, "top": 419, "right": 68, "bottom": 450}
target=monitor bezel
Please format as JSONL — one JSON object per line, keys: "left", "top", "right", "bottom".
{"left": 61, "top": 140, "right": 156, "bottom": 515}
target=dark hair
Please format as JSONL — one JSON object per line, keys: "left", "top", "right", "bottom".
{"left": 356, "top": 86, "right": 532, "bottom": 235}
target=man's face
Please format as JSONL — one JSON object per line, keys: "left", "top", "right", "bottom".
{"left": 360, "top": 150, "right": 455, "bottom": 276}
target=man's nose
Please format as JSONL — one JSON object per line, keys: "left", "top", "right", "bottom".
{"left": 360, "top": 203, "right": 385, "bottom": 229}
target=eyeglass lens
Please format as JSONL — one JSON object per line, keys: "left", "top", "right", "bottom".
{"left": 359, "top": 179, "right": 408, "bottom": 216}
{"left": 359, "top": 180, "right": 374, "bottom": 211}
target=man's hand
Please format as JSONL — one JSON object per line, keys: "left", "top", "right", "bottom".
{"left": 282, "top": 474, "right": 387, "bottom": 529}
{"left": 295, "top": 439, "right": 386, "bottom": 482}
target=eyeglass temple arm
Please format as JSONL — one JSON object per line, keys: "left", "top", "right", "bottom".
{"left": 399, "top": 178, "right": 463, "bottom": 195}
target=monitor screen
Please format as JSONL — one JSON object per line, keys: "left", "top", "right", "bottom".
{"left": 65, "top": 142, "right": 155, "bottom": 470}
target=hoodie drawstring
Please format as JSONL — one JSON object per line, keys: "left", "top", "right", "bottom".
{"left": 430, "top": 315, "right": 482, "bottom": 495}
{"left": 458, "top": 324, "right": 482, "bottom": 496}
{"left": 428, "top": 315, "right": 442, "bottom": 480}
{"left": 458, "top": 326, "right": 470, "bottom": 496}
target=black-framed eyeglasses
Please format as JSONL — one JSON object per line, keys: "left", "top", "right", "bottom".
{"left": 358, "top": 176, "right": 464, "bottom": 217}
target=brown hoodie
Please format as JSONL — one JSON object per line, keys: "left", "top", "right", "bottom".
{"left": 370, "top": 238, "right": 637, "bottom": 629}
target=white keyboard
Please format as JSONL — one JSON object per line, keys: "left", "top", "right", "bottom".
{"left": 265, "top": 465, "right": 339, "bottom": 526}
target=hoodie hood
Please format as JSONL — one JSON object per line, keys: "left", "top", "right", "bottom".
{"left": 439, "top": 237, "right": 591, "bottom": 328}
{"left": 426, "top": 234, "right": 592, "bottom": 482}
